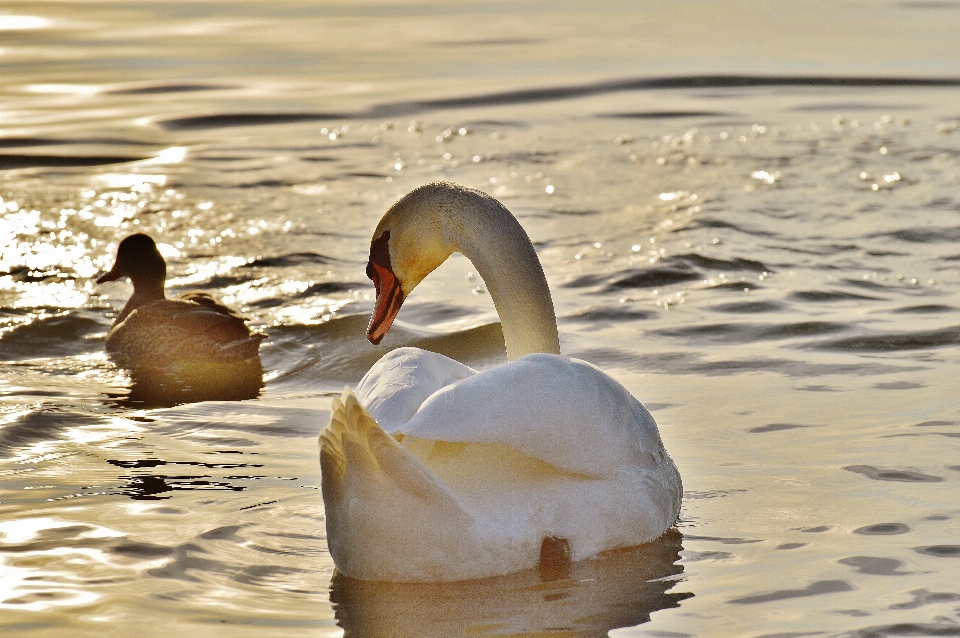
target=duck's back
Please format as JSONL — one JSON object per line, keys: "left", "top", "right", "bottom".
{"left": 175, "top": 291, "right": 249, "bottom": 321}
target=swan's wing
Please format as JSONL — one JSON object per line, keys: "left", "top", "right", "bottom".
{"left": 354, "top": 347, "right": 475, "bottom": 430}
{"left": 320, "top": 387, "right": 476, "bottom": 580}
{"left": 396, "top": 354, "right": 682, "bottom": 547}
{"left": 399, "top": 354, "right": 670, "bottom": 478}
{"left": 320, "top": 387, "right": 467, "bottom": 505}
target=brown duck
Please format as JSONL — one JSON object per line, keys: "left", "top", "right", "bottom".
{"left": 97, "top": 233, "right": 264, "bottom": 373}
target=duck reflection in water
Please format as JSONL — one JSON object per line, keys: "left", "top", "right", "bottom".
{"left": 96, "top": 233, "right": 264, "bottom": 407}
{"left": 330, "top": 529, "right": 690, "bottom": 638}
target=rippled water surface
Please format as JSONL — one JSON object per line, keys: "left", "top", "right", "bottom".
{"left": 3, "top": 1, "right": 960, "bottom": 636}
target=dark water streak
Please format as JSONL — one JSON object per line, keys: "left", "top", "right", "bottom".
{"left": 148, "top": 74, "right": 960, "bottom": 132}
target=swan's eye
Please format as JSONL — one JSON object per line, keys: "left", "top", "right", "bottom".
{"left": 369, "top": 231, "right": 392, "bottom": 270}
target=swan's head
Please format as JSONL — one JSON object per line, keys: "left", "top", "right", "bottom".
{"left": 97, "top": 233, "right": 166, "bottom": 287}
{"left": 366, "top": 184, "right": 459, "bottom": 344}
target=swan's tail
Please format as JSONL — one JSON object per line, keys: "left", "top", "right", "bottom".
{"left": 319, "top": 388, "right": 474, "bottom": 580}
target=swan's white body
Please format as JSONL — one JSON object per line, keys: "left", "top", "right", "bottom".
{"left": 320, "top": 182, "right": 682, "bottom": 582}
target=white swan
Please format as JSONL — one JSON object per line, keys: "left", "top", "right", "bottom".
{"left": 320, "top": 182, "right": 681, "bottom": 582}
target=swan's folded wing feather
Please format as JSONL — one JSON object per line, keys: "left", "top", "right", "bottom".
{"left": 320, "top": 387, "right": 470, "bottom": 517}
{"left": 398, "top": 354, "right": 668, "bottom": 478}
{"left": 354, "top": 347, "right": 475, "bottom": 430}
{"left": 321, "top": 388, "right": 482, "bottom": 580}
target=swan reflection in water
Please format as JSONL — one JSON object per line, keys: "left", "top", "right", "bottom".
{"left": 331, "top": 529, "right": 690, "bottom": 637}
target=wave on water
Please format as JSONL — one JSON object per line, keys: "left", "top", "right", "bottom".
{"left": 812, "top": 326, "right": 960, "bottom": 352}
{"left": 104, "top": 83, "right": 240, "bottom": 95}
{"left": 0, "top": 515, "right": 323, "bottom": 609}
{"left": 0, "top": 154, "right": 150, "bottom": 170}
{"left": 654, "top": 320, "right": 849, "bottom": 345}
{"left": 0, "top": 408, "right": 106, "bottom": 457}
{"left": 0, "top": 309, "right": 106, "bottom": 360}
{"left": 563, "top": 253, "right": 773, "bottom": 293}
{"left": 374, "top": 75, "right": 960, "bottom": 118}
{"left": 562, "top": 305, "right": 655, "bottom": 323}
{"left": 158, "top": 112, "right": 352, "bottom": 132}
{"left": 571, "top": 347, "right": 919, "bottom": 379}
{"left": 139, "top": 74, "right": 960, "bottom": 131}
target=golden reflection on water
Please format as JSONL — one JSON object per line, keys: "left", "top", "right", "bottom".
{"left": 165, "top": 255, "right": 250, "bottom": 287}
{"left": 139, "top": 147, "right": 187, "bottom": 166}
{"left": 25, "top": 84, "right": 100, "bottom": 95}
{"left": 8, "top": 281, "right": 89, "bottom": 309}
{"left": 0, "top": 15, "right": 52, "bottom": 31}
{"left": 0, "top": 517, "right": 124, "bottom": 612}
{"left": 269, "top": 298, "right": 356, "bottom": 326}
{"left": 95, "top": 173, "right": 167, "bottom": 191}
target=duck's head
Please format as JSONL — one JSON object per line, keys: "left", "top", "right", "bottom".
{"left": 366, "top": 183, "right": 459, "bottom": 344}
{"left": 97, "top": 233, "right": 167, "bottom": 288}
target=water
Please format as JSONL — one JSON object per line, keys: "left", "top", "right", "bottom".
{"left": 2, "top": 1, "right": 960, "bottom": 635}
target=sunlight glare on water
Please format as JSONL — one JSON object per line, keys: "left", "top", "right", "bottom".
{"left": 0, "top": 15, "right": 52, "bottom": 31}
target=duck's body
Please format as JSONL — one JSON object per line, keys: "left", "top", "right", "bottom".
{"left": 98, "top": 234, "right": 263, "bottom": 372}
{"left": 319, "top": 182, "right": 681, "bottom": 582}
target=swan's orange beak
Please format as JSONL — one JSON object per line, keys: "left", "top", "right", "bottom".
{"left": 366, "top": 260, "right": 405, "bottom": 345}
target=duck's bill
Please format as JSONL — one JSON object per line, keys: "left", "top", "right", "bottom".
{"left": 96, "top": 269, "right": 121, "bottom": 284}
{"left": 366, "top": 261, "right": 405, "bottom": 345}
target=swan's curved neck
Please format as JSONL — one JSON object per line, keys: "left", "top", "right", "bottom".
{"left": 442, "top": 192, "right": 560, "bottom": 361}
